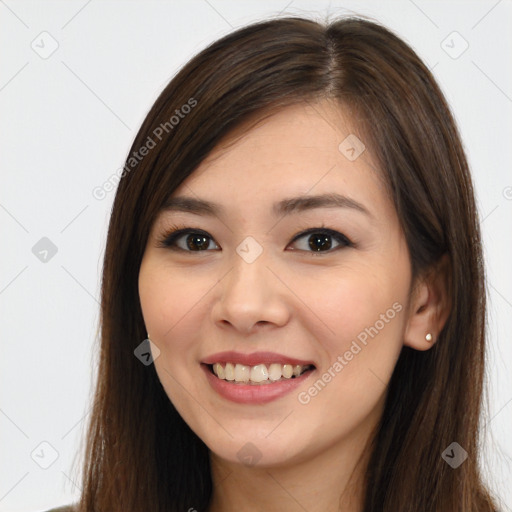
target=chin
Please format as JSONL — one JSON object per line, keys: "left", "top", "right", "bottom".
{"left": 202, "top": 426, "right": 317, "bottom": 469}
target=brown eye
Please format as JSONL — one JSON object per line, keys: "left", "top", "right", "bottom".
{"left": 159, "top": 229, "right": 220, "bottom": 252}
{"left": 158, "top": 226, "right": 352, "bottom": 254}
{"left": 289, "top": 228, "right": 352, "bottom": 253}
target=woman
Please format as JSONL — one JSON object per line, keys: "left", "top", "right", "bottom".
{"left": 49, "top": 15, "right": 500, "bottom": 512}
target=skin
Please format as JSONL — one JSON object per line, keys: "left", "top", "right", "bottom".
{"left": 138, "top": 100, "right": 450, "bottom": 511}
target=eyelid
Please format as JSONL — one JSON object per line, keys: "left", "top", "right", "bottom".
{"left": 156, "top": 224, "right": 353, "bottom": 253}
{"left": 156, "top": 225, "right": 219, "bottom": 251}
{"left": 289, "top": 227, "right": 352, "bottom": 248}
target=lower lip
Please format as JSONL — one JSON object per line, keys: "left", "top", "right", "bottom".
{"left": 201, "top": 364, "right": 315, "bottom": 404}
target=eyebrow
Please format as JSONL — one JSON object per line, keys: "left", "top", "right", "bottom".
{"left": 162, "top": 193, "right": 372, "bottom": 218}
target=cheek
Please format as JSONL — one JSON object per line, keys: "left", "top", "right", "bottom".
{"left": 138, "top": 262, "right": 210, "bottom": 416}
{"left": 311, "top": 265, "right": 408, "bottom": 393}
{"left": 298, "top": 265, "right": 407, "bottom": 423}
{"left": 138, "top": 261, "right": 214, "bottom": 350}
{"left": 318, "top": 265, "right": 405, "bottom": 341}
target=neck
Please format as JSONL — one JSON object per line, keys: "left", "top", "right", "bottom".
{"left": 207, "top": 414, "right": 378, "bottom": 512}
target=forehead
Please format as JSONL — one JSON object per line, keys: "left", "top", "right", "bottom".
{"left": 199, "top": 100, "right": 363, "bottom": 170}
{"left": 169, "top": 100, "right": 390, "bottom": 219}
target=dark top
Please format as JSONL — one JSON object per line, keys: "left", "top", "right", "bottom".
{"left": 43, "top": 506, "right": 74, "bottom": 512}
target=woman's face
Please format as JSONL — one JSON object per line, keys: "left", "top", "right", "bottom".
{"left": 138, "top": 100, "right": 414, "bottom": 468}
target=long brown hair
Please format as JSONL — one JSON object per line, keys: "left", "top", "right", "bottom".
{"left": 76, "top": 15, "right": 499, "bottom": 511}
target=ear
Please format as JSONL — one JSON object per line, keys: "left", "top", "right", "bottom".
{"left": 403, "top": 253, "right": 452, "bottom": 351}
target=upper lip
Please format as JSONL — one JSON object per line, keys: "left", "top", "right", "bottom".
{"left": 202, "top": 351, "right": 315, "bottom": 367}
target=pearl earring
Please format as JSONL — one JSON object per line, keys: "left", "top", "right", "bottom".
{"left": 425, "top": 333, "right": 433, "bottom": 342}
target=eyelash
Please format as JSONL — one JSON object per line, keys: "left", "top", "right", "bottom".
{"left": 156, "top": 222, "right": 354, "bottom": 255}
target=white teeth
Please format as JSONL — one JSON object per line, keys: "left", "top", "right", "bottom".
{"left": 282, "top": 364, "right": 293, "bottom": 379}
{"left": 211, "top": 362, "right": 312, "bottom": 384}
{"left": 268, "top": 363, "right": 282, "bottom": 381}
{"left": 213, "top": 363, "right": 225, "bottom": 379}
{"left": 250, "top": 364, "right": 268, "bottom": 383}
{"left": 234, "top": 364, "right": 250, "bottom": 383}
{"left": 224, "top": 362, "right": 235, "bottom": 381}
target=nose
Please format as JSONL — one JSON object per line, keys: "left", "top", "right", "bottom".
{"left": 211, "top": 250, "right": 291, "bottom": 334}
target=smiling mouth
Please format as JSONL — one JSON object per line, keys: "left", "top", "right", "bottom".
{"left": 208, "top": 362, "right": 315, "bottom": 385}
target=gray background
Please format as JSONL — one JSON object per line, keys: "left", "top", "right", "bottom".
{"left": 1, "top": 1, "right": 511, "bottom": 511}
